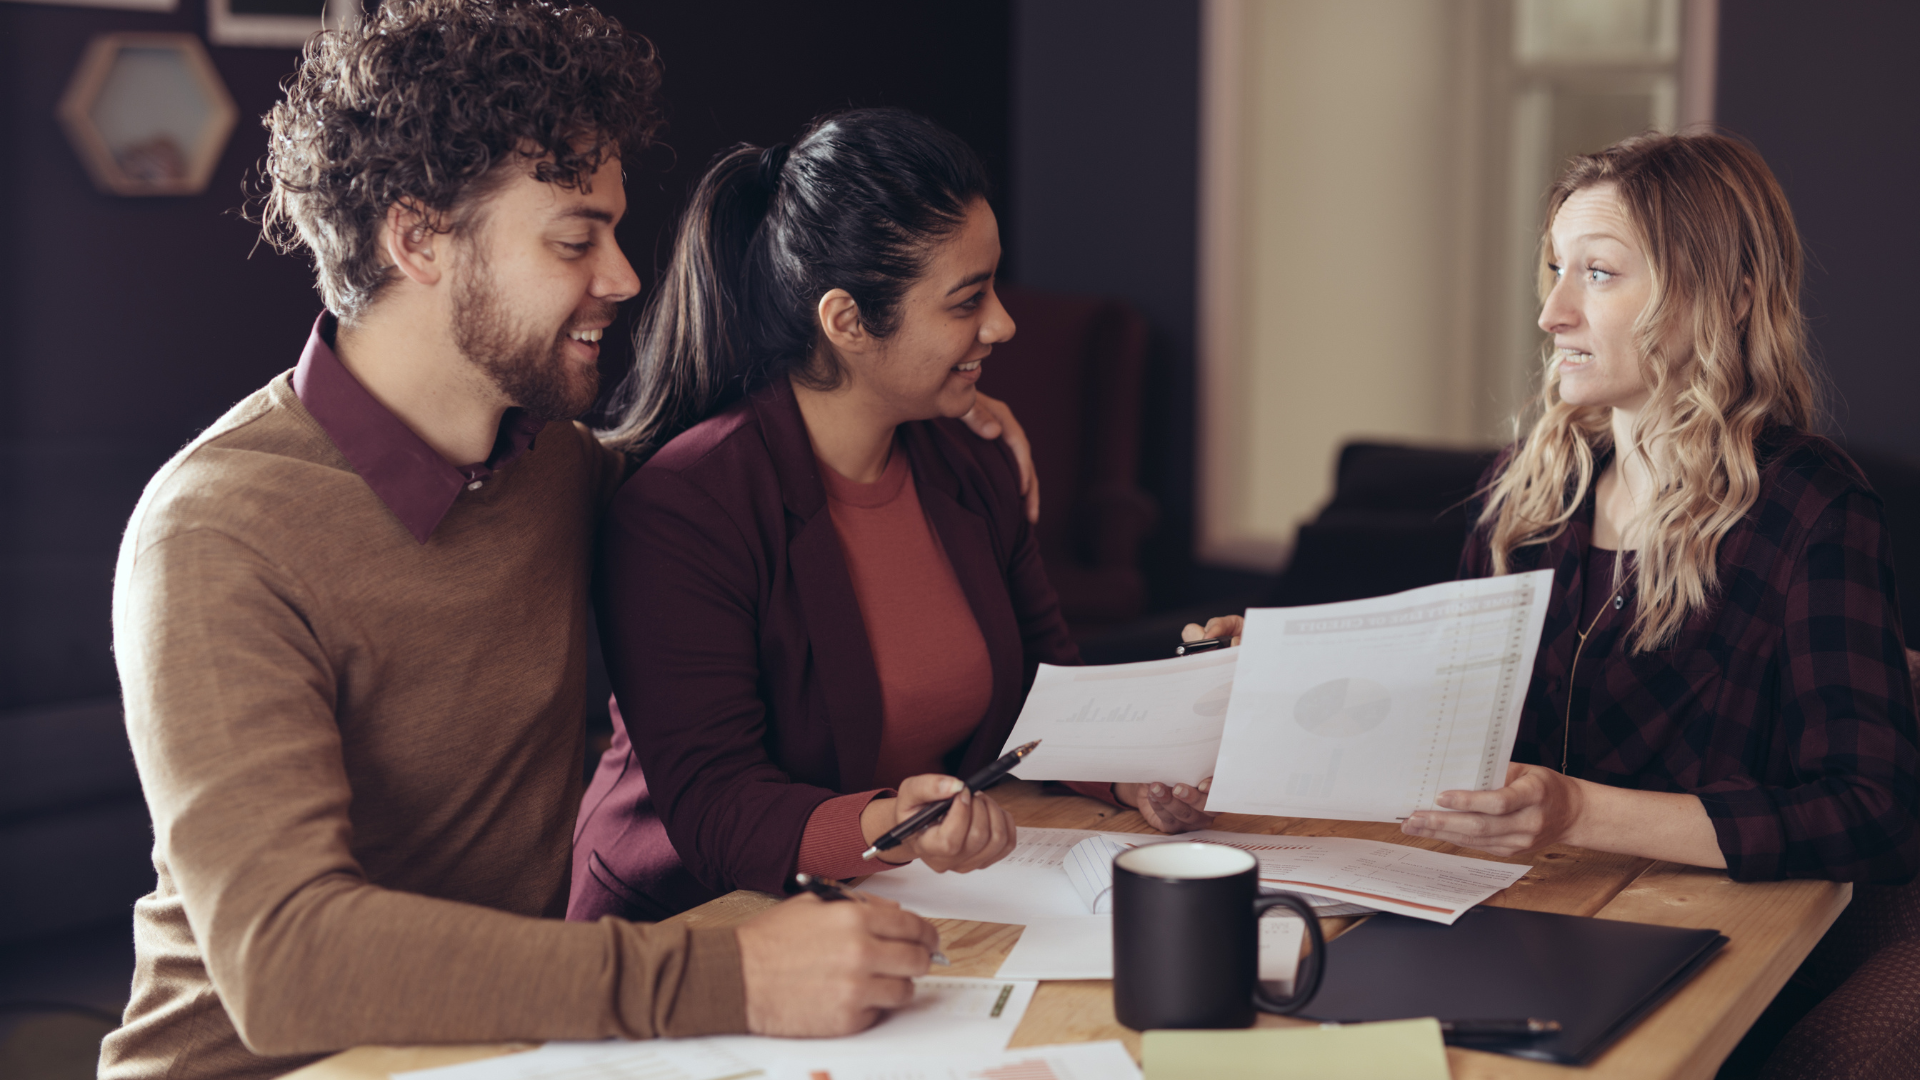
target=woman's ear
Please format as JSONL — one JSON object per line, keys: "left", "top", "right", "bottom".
{"left": 381, "top": 203, "right": 444, "bottom": 288}
{"left": 816, "top": 288, "right": 868, "bottom": 353}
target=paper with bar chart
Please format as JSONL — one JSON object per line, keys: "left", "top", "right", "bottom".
{"left": 1206, "top": 571, "right": 1554, "bottom": 823}
{"left": 997, "top": 649, "right": 1240, "bottom": 785}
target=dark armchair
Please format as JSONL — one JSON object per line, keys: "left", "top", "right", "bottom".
{"left": 981, "top": 284, "right": 1158, "bottom": 631}
{"left": 1260, "top": 441, "right": 1500, "bottom": 609}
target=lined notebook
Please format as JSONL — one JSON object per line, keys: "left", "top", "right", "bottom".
{"left": 1300, "top": 905, "right": 1727, "bottom": 1064}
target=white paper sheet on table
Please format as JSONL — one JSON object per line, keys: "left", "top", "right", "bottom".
{"left": 864, "top": 827, "right": 1523, "bottom": 927}
{"left": 762, "top": 1040, "right": 1142, "bottom": 1080}
{"left": 1179, "top": 828, "right": 1530, "bottom": 925}
{"left": 858, "top": 829, "right": 1370, "bottom": 923}
{"left": 995, "top": 916, "right": 1112, "bottom": 980}
{"left": 1206, "top": 571, "right": 1554, "bottom": 822}
{"left": 995, "top": 913, "right": 1303, "bottom": 987}
{"left": 395, "top": 1041, "right": 762, "bottom": 1080}
{"left": 396, "top": 978, "right": 1037, "bottom": 1080}
{"left": 997, "top": 649, "right": 1240, "bottom": 786}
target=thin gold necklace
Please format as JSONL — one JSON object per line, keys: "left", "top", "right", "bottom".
{"left": 1563, "top": 558, "right": 1624, "bottom": 774}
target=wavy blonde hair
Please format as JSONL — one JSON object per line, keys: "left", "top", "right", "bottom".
{"left": 1480, "top": 133, "right": 1819, "bottom": 652}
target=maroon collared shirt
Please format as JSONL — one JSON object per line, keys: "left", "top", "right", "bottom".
{"left": 292, "top": 314, "right": 546, "bottom": 543}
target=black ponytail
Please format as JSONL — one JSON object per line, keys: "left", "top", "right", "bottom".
{"left": 600, "top": 107, "right": 990, "bottom": 457}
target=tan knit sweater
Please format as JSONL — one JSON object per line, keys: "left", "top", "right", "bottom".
{"left": 101, "top": 374, "right": 747, "bottom": 1080}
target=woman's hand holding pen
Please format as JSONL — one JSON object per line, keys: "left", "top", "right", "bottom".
{"left": 860, "top": 774, "right": 1017, "bottom": 872}
{"left": 736, "top": 891, "right": 942, "bottom": 1036}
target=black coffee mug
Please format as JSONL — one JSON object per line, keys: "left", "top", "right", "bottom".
{"left": 1112, "top": 842, "right": 1326, "bottom": 1030}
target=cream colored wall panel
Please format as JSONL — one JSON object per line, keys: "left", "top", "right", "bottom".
{"left": 1237, "top": 0, "right": 1469, "bottom": 541}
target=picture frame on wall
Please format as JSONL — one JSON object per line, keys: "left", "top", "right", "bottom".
{"left": 208, "top": 0, "right": 356, "bottom": 48}
{"left": 58, "top": 31, "right": 238, "bottom": 196}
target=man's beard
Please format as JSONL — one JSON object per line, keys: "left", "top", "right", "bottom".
{"left": 451, "top": 257, "right": 609, "bottom": 422}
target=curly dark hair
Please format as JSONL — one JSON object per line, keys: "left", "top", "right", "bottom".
{"left": 256, "top": 0, "right": 663, "bottom": 318}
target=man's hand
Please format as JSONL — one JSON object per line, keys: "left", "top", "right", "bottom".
{"left": 1179, "top": 615, "right": 1245, "bottom": 646}
{"left": 1114, "top": 778, "right": 1216, "bottom": 834}
{"left": 862, "top": 774, "right": 1017, "bottom": 872}
{"left": 736, "top": 892, "right": 941, "bottom": 1037}
{"left": 1398, "top": 762, "right": 1586, "bottom": 857}
{"left": 960, "top": 391, "right": 1040, "bottom": 524}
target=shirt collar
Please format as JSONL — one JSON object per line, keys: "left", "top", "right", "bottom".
{"left": 292, "top": 313, "right": 546, "bottom": 544}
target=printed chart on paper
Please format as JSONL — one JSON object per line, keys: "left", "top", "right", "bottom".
{"left": 1207, "top": 571, "right": 1554, "bottom": 822}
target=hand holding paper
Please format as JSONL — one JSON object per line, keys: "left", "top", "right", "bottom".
{"left": 1000, "top": 650, "right": 1240, "bottom": 786}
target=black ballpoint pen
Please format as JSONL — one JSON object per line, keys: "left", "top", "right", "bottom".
{"left": 860, "top": 740, "right": 1041, "bottom": 860}
{"left": 1438, "top": 1019, "right": 1561, "bottom": 1039}
{"left": 1326, "top": 1018, "right": 1559, "bottom": 1039}
{"left": 792, "top": 873, "right": 948, "bottom": 964}
{"left": 1173, "top": 637, "right": 1232, "bottom": 656}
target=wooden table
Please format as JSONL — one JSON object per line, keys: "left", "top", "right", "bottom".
{"left": 288, "top": 780, "right": 1847, "bottom": 1080}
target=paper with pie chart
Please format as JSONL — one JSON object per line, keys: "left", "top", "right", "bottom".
{"left": 1206, "top": 571, "right": 1556, "bottom": 822}
{"left": 998, "top": 649, "right": 1241, "bottom": 785}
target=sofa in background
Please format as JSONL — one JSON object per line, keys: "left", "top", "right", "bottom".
{"left": 0, "top": 698, "right": 150, "bottom": 947}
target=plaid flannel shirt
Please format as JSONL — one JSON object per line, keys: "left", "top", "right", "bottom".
{"left": 1462, "top": 429, "right": 1920, "bottom": 883}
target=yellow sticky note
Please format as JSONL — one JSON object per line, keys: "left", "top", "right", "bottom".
{"left": 1143, "top": 1019, "right": 1450, "bottom": 1080}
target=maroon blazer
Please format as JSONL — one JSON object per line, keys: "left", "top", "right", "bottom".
{"left": 569, "top": 379, "right": 1079, "bottom": 919}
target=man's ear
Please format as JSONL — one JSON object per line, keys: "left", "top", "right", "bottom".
{"left": 816, "top": 288, "right": 868, "bottom": 354}
{"left": 381, "top": 203, "right": 444, "bottom": 288}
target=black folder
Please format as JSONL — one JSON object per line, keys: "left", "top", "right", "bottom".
{"left": 1298, "top": 905, "right": 1727, "bottom": 1065}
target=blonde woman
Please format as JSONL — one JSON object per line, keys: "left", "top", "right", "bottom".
{"left": 1401, "top": 133, "right": 1918, "bottom": 882}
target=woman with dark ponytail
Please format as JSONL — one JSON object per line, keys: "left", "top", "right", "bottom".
{"left": 571, "top": 109, "right": 1217, "bottom": 920}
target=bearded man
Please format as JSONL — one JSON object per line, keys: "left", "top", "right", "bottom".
{"left": 100, "top": 2, "right": 1037, "bottom": 1077}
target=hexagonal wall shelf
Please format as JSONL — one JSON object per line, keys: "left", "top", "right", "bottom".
{"left": 57, "top": 33, "right": 238, "bottom": 198}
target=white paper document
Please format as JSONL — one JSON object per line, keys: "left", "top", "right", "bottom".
{"left": 399, "top": 979, "right": 1037, "bottom": 1080}
{"left": 861, "top": 827, "right": 1398, "bottom": 928}
{"left": 396, "top": 1042, "right": 762, "bottom": 1080}
{"left": 999, "top": 649, "right": 1240, "bottom": 785}
{"left": 1064, "top": 835, "right": 1129, "bottom": 913}
{"left": 1181, "top": 828, "right": 1530, "bottom": 925}
{"left": 1055, "top": 830, "right": 1525, "bottom": 926}
{"left": 996, "top": 916, "right": 1112, "bottom": 980}
{"left": 762, "top": 1040, "right": 1142, "bottom": 1080}
{"left": 702, "top": 978, "right": 1036, "bottom": 1063}
{"left": 858, "top": 828, "right": 1111, "bottom": 923}
{"left": 1207, "top": 571, "right": 1554, "bottom": 822}
{"left": 995, "top": 913, "right": 1303, "bottom": 986}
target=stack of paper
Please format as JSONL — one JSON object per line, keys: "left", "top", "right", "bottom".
{"left": 859, "top": 827, "right": 1526, "bottom": 928}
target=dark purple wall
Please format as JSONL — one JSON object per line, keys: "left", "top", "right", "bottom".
{"left": 1011, "top": 0, "right": 1208, "bottom": 610}
{"left": 0, "top": 0, "right": 1010, "bottom": 711}
{"left": 0, "top": 0, "right": 323, "bottom": 709}
{"left": 1716, "top": 0, "right": 1920, "bottom": 459}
